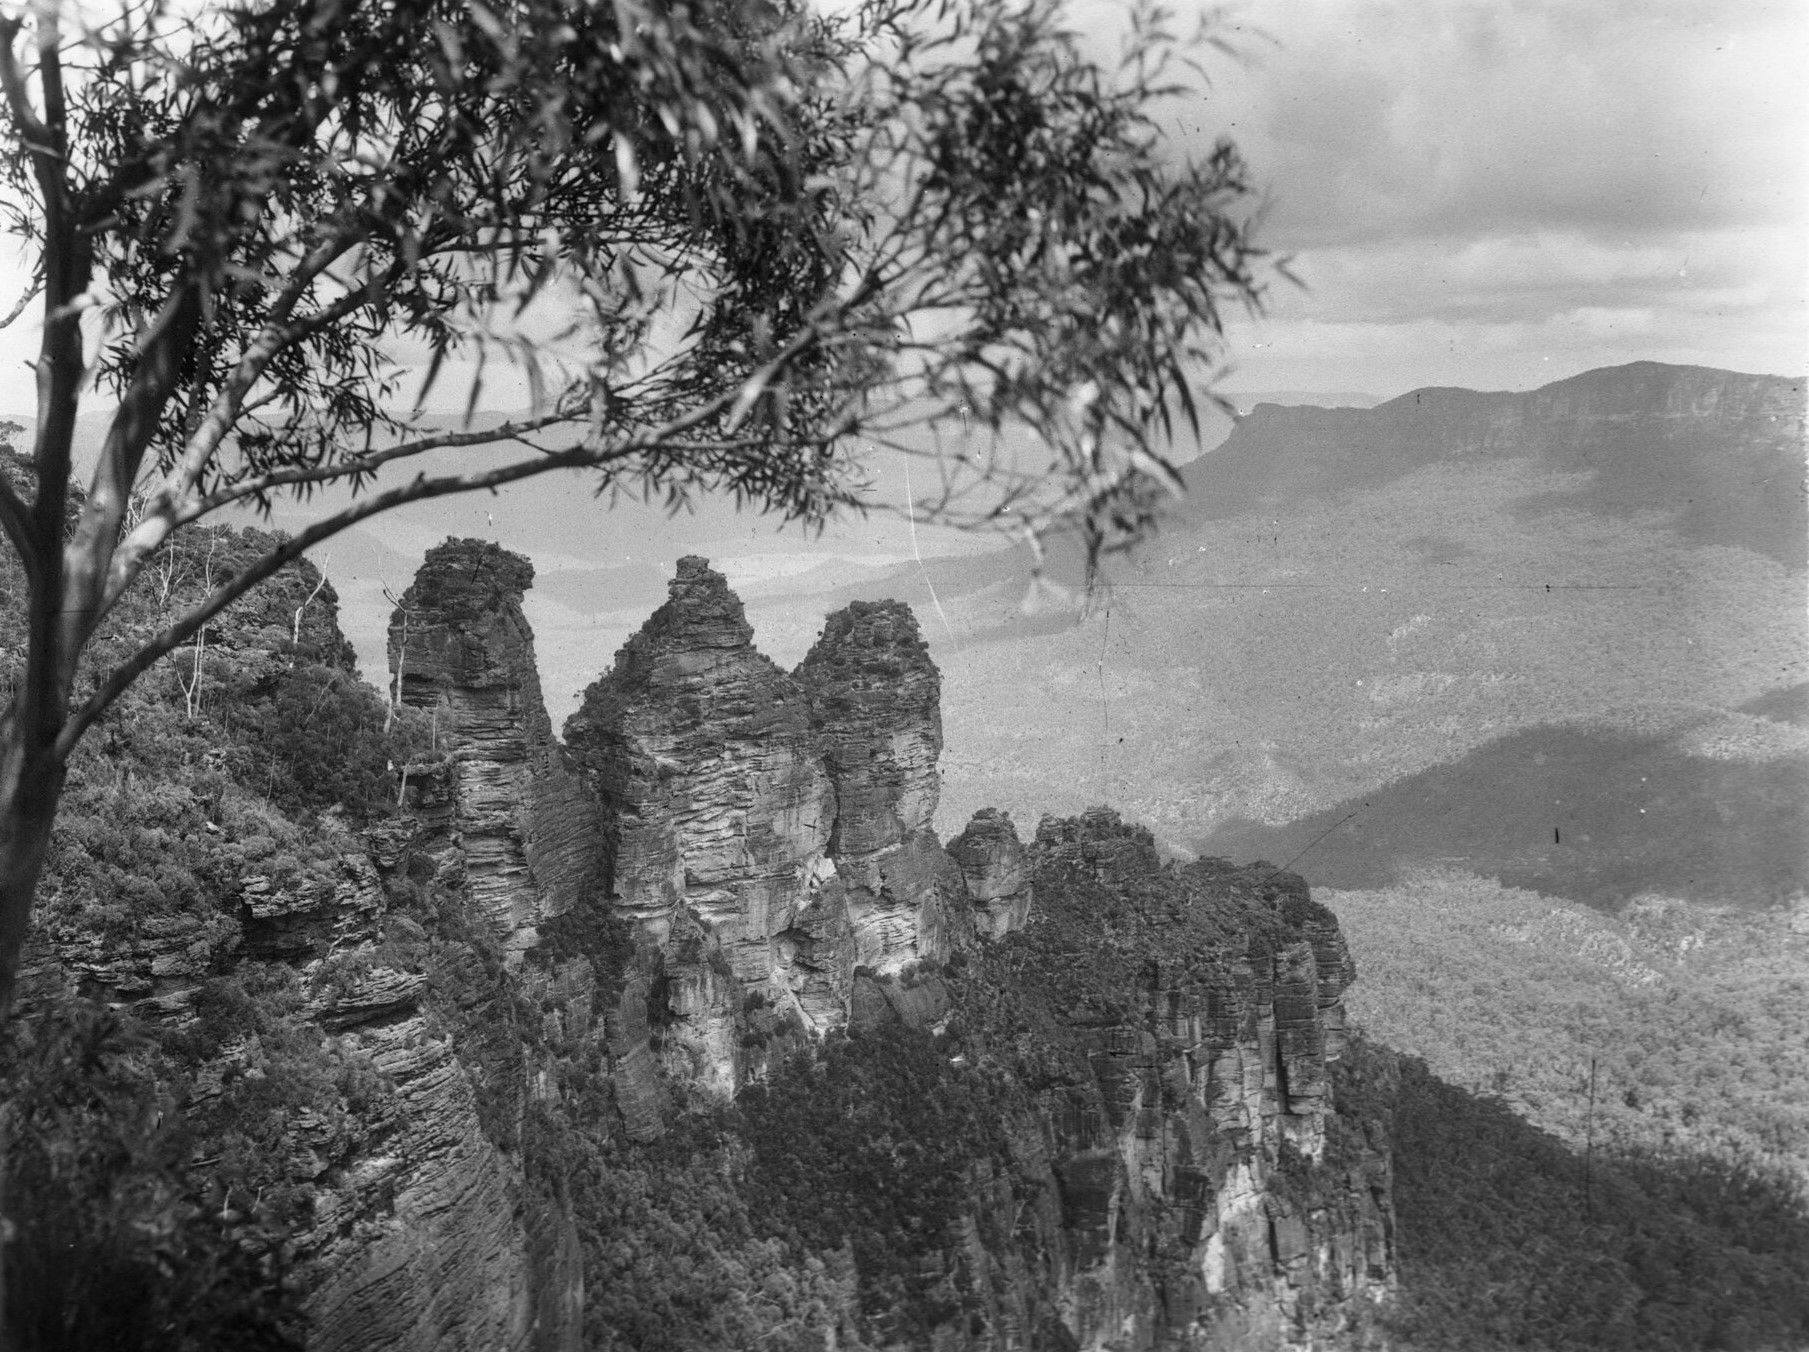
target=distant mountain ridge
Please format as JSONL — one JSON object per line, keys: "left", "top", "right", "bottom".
{"left": 1179, "top": 361, "right": 1808, "bottom": 567}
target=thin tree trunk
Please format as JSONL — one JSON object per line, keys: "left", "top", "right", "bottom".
{"left": 0, "top": 733, "right": 65, "bottom": 1019}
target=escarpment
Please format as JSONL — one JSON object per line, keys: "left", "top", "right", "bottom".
{"left": 10, "top": 526, "right": 1395, "bottom": 1352}
{"left": 9, "top": 531, "right": 584, "bottom": 1352}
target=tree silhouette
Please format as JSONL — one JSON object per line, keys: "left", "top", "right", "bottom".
{"left": 0, "top": 0, "right": 1270, "bottom": 1011}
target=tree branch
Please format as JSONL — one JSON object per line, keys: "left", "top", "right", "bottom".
{"left": 97, "top": 410, "right": 582, "bottom": 622}
{"left": 157, "top": 235, "right": 365, "bottom": 506}
{"left": 64, "top": 308, "right": 856, "bottom": 761}
{"left": 56, "top": 442, "right": 638, "bottom": 762}
{"left": 178, "top": 412, "right": 583, "bottom": 518}
{"left": 0, "top": 268, "right": 42, "bottom": 330}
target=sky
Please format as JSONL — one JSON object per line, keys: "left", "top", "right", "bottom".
{"left": 1183, "top": 0, "right": 1809, "bottom": 396}
{"left": 0, "top": 0, "right": 1803, "bottom": 412}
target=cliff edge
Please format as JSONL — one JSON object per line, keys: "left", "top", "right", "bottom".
{"left": 5, "top": 532, "right": 1393, "bottom": 1352}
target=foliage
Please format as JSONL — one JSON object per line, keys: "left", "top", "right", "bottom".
{"left": 1328, "top": 869, "right": 1809, "bottom": 1176}
{"left": 209, "top": 657, "right": 423, "bottom": 822}
{"left": 0, "top": 519, "right": 423, "bottom": 1336}
{"left": 0, "top": 998, "right": 302, "bottom": 1351}
{"left": 736, "top": 1025, "right": 1017, "bottom": 1340}
{"left": 552, "top": 1114, "right": 859, "bottom": 1352}
{"left": 1338, "top": 1036, "right": 1809, "bottom": 1352}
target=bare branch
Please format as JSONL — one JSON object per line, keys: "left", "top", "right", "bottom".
{"left": 57, "top": 442, "right": 638, "bottom": 761}
{"left": 0, "top": 268, "right": 42, "bottom": 330}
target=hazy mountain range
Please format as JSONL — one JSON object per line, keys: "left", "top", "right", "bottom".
{"left": 12, "top": 362, "right": 1804, "bottom": 913}
{"left": 909, "top": 362, "right": 1807, "bottom": 905}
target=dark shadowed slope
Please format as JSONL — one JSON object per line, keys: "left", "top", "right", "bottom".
{"left": 1739, "top": 681, "right": 1809, "bottom": 726}
{"left": 1336, "top": 1039, "right": 1809, "bottom": 1352}
{"left": 1178, "top": 362, "right": 1808, "bottom": 567}
{"left": 1194, "top": 716, "right": 1809, "bottom": 910}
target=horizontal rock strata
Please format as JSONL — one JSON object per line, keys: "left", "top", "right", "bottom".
{"left": 14, "top": 521, "right": 1391, "bottom": 1352}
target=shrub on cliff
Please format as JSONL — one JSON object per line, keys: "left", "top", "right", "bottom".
{"left": 0, "top": 999, "right": 302, "bottom": 1351}
{"left": 737, "top": 1024, "right": 1019, "bottom": 1341}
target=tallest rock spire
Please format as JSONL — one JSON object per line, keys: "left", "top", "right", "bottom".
{"left": 563, "top": 556, "right": 840, "bottom": 1093}
{"left": 564, "top": 556, "right": 836, "bottom": 960}
{"left": 562, "top": 560, "right": 985, "bottom": 1097}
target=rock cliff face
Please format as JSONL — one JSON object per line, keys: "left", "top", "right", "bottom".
{"left": 10, "top": 527, "right": 1394, "bottom": 1352}
{"left": 9, "top": 532, "right": 585, "bottom": 1352}
{"left": 388, "top": 539, "right": 597, "bottom": 959}
{"left": 563, "top": 561, "right": 973, "bottom": 1098}
{"left": 817, "top": 810, "right": 1393, "bottom": 1350}
{"left": 562, "top": 556, "right": 838, "bottom": 1095}
{"left": 797, "top": 598, "right": 972, "bottom": 974}
{"left": 948, "top": 806, "right": 1035, "bottom": 939}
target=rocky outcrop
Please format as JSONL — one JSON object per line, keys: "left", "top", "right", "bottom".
{"left": 562, "top": 556, "right": 839, "bottom": 1091}
{"left": 797, "top": 599, "right": 973, "bottom": 972}
{"left": 935, "top": 810, "right": 1392, "bottom": 1350}
{"left": 948, "top": 808, "right": 1034, "bottom": 938}
{"left": 563, "top": 562, "right": 990, "bottom": 1097}
{"left": 387, "top": 539, "right": 597, "bottom": 959}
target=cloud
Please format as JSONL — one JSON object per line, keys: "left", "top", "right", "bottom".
{"left": 1213, "top": 0, "right": 1808, "bottom": 247}
{"left": 1264, "top": 227, "right": 1803, "bottom": 327}
{"left": 1166, "top": 0, "right": 1809, "bottom": 391}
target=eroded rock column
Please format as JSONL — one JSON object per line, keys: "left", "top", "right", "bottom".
{"left": 796, "top": 599, "right": 972, "bottom": 971}
{"left": 564, "top": 557, "right": 839, "bottom": 1088}
{"left": 387, "top": 538, "right": 596, "bottom": 959}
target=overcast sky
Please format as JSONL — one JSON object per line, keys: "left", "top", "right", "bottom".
{"left": 1187, "top": 0, "right": 1807, "bottom": 395}
{"left": 0, "top": 0, "right": 1802, "bottom": 413}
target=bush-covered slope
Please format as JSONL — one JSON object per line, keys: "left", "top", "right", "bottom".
{"left": 1, "top": 513, "right": 430, "bottom": 1348}
{"left": 1339, "top": 1037, "right": 1809, "bottom": 1352}
{"left": 1323, "top": 870, "right": 1809, "bottom": 1184}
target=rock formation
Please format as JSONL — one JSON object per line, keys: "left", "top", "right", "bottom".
{"left": 920, "top": 811, "right": 1392, "bottom": 1349}
{"left": 948, "top": 806, "right": 1035, "bottom": 938}
{"left": 797, "top": 598, "right": 973, "bottom": 973}
{"left": 562, "top": 556, "right": 839, "bottom": 1093}
{"left": 547, "top": 560, "right": 1390, "bottom": 1345}
{"left": 562, "top": 563, "right": 986, "bottom": 1096}
{"left": 9, "top": 528, "right": 1395, "bottom": 1352}
{"left": 387, "top": 538, "right": 597, "bottom": 959}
